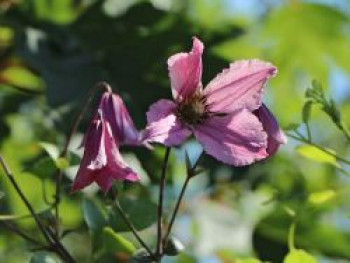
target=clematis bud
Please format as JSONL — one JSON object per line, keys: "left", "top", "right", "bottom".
{"left": 254, "top": 104, "right": 287, "bottom": 155}
{"left": 99, "top": 91, "right": 141, "bottom": 146}
{"left": 71, "top": 111, "right": 139, "bottom": 193}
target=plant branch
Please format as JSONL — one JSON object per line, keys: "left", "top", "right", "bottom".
{"left": 0, "top": 155, "right": 54, "bottom": 245}
{"left": 109, "top": 190, "right": 155, "bottom": 259}
{"left": 162, "top": 151, "right": 204, "bottom": 252}
{"left": 156, "top": 147, "right": 171, "bottom": 259}
{"left": 0, "top": 156, "right": 75, "bottom": 263}
{"left": 0, "top": 221, "right": 46, "bottom": 247}
{"left": 340, "top": 121, "right": 350, "bottom": 144}
{"left": 287, "top": 132, "right": 350, "bottom": 166}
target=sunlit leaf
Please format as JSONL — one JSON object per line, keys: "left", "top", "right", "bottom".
{"left": 283, "top": 249, "right": 316, "bottom": 263}
{"left": 308, "top": 190, "right": 336, "bottom": 205}
{"left": 102, "top": 227, "right": 136, "bottom": 254}
{"left": 296, "top": 145, "right": 339, "bottom": 167}
{"left": 55, "top": 157, "right": 69, "bottom": 170}
{"left": 38, "top": 142, "right": 60, "bottom": 160}
{"left": 0, "top": 66, "right": 44, "bottom": 92}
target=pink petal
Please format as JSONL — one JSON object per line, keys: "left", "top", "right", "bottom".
{"left": 71, "top": 115, "right": 140, "bottom": 193}
{"left": 254, "top": 104, "right": 287, "bottom": 155}
{"left": 193, "top": 110, "right": 268, "bottom": 166}
{"left": 168, "top": 37, "right": 204, "bottom": 101}
{"left": 83, "top": 117, "right": 108, "bottom": 170}
{"left": 71, "top": 169, "right": 95, "bottom": 192}
{"left": 142, "top": 99, "right": 191, "bottom": 146}
{"left": 204, "top": 60, "right": 277, "bottom": 113}
{"left": 99, "top": 92, "right": 141, "bottom": 146}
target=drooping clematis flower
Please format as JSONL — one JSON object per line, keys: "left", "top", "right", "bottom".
{"left": 71, "top": 111, "right": 140, "bottom": 193}
{"left": 98, "top": 91, "right": 141, "bottom": 146}
{"left": 143, "top": 37, "right": 286, "bottom": 166}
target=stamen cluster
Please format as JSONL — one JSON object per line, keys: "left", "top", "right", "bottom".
{"left": 176, "top": 93, "right": 208, "bottom": 125}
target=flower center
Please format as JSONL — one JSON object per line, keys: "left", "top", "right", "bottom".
{"left": 176, "top": 93, "right": 208, "bottom": 125}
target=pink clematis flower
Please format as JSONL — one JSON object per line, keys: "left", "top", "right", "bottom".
{"left": 71, "top": 111, "right": 140, "bottom": 193}
{"left": 143, "top": 37, "right": 286, "bottom": 166}
{"left": 72, "top": 90, "right": 141, "bottom": 193}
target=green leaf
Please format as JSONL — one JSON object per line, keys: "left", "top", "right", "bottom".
{"left": 296, "top": 145, "right": 339, "bottom": 167}
{"left": 302, "top": 101, "right": 313, "bottom": 123}
{"left": 67, "top": 152, "right": 81, "bottom": 166}
{"left": 284, "top": 249, "right": 316, "bottom": 263}
{"left": 30, "top": 252, "right": 60, "bottom": 263}
{"left": 109, "top": 197, "right": 157, "bottom": 232}
{"left": 82, "top": 198, "right": 107, "bottom": 233}
{"left": 308, "top": 190, "right": 336, "bottom": 205}
{"left": 0, "top": 66, "right": 44, "bottom": 92}
{"left": 283, "top": 123, "right": 300, "bottom": 131}
{"left": 102, "top": 227, "right": 136, "bottom": 254}
{"left": 31, "top": 157, "right": 57, "bottom": 179}
{"left": 55, "top": 157, "right": 69, "bottom": 170}
{"left": 38, "top": 142, "right": 60, "bottom": 160}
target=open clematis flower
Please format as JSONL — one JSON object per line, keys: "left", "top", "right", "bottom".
{"left": 143, "top": 37, "right": 286, "bottom": 166}
{"left": 71, "top": 111, "right": 140, "bottom": 193}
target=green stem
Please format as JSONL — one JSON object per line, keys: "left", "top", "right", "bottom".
{"left": 162, "top": 151, "right": 204, "bottom": 251}
{"left": 287, "top": 133, "right": 350, "bottom": 166}
{"left": 156, "top": 147, "right": 171, "bottom": 259}
{"left": 288, "top": 223, "right": 296, "bottom": 251}
{"left": 0, "top": 156, "right": 75, "bottom": 263}
{"left": 340, "top": 121, "right": 350, "bottom": 143}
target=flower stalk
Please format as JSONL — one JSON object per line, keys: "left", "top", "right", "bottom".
{"left": 156, "top": 147, "right": 171, "bottom": 259}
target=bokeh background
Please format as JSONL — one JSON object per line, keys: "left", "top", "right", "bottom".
{"left": 1, "top": 0, "right": 350, "bottom": 262}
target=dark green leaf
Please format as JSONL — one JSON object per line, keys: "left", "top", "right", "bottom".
{"left": 109, "top": 197, "right": 157, "bottom": 232}
{"left": 31, "top": 157, "right": 56, "bottom": 179}
{"left": 82, "top": 198, "right": 107, "bottom": 232}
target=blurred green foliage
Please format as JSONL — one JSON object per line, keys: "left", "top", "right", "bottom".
{"left": 1, "top": 0, "right": 350, "bottom": 262}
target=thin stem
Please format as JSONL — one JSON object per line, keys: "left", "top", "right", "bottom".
{"left": 116, "top": 200, "right": 155, "bottom": 258}
{"left": 163, "top": 176, "right": 190, "bottom": 249}
{"left": 0, "top": 156, "right": 75, "bottom": 263}
{"left": 287, "top": 132, "right": 350, "bottom": 166}
{"left": 340, "top": 121, "right": 350, "bottom": 143}
{"left": 0, "top": 206, "right": 54, "bottom": 221}
{"left": 288, "top": 223, "right": 296, "bottom": 251}
{"left": 156, "top": 147, "right": 171, "bottom": 259}
{"left": 109, "top": 190, "right": 155, "bottom": 259}
{"left": 0, "top": 221, "right": 46, "bottom": 247}
{"left": 162, "top": 151, "right": 204, "bottom": 250}
{"left": 54, "top": 81, "right": 112, "bottom": 238}
{"left": 305, "top": 123, "right": 312, "bottom": 142}
{"left": 0, "top": 155, "right": 54, "bottom": 245}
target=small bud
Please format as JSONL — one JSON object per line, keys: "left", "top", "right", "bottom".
{"left": 164, "top": 237, "right": 185, "bottom": 256}
{"left": 129, "top": 249, "right": 153, "bottom": 263}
